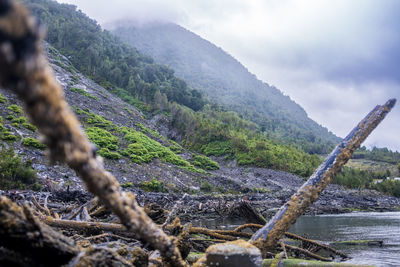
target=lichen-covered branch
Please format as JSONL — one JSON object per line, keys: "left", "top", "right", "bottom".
{"left": 0, "top": 1, "right": 186, "bottom": 266}
{"left": 251, "top": 98, "right": 396, "bottom": 252}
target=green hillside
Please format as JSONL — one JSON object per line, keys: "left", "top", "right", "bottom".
{"left": 112, "top": 22, "right": 341, "bottom": 154}
{"left": 20, "top": 0, "right": 321, "bottom": 177}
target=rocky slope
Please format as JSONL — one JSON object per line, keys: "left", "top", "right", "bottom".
{"left": 0, "top": 43, "right": 399, "bottom": 216}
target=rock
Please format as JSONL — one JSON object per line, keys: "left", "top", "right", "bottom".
{"left": 205, "top": 239, "right": 262, "bottom": 267}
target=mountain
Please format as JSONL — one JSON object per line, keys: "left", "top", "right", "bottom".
{"left": 19, "top": 0, "right": 323, "bottom": 178}
{"left": 1, "top": 0, "right": 399, "bottom": 200}
{"left": 112, "top": 22, "right": 340, "bottom": 154}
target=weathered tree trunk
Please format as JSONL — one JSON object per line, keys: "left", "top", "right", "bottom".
{"left": 250, "top": 99, "right": 396, "bottom": 253}
{"left": 0, "top": 196, "right": 79, "bottom": 266}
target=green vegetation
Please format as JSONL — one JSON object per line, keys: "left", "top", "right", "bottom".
{"left": 0, "top": 119, "right": 19, "bottom": 142}
{"left": 86, "top": 127, "right": 119, "bottom": 150}
{"left": 0, "top": 146, "right": 38, "bottom": 190}
{"left": 22, "top": 137, "right": 46, "bottom": 149}
{"left": 139, "top": 178, "right": 166, "bottom": 192}
{"left": 24, "top": 0, "right": 206, "bottom": 112}
{"left": 192, "top": 155, "right": 219, "bottom": 170}
{"left": 0, "top": 93, "right": 7, "bottom": 104}
{"left": 7, "top": 104, "right": 23, "bottom": 115}
{"left": 21, "top": 0, "right": 329, "bottom": 177}
{"left": 70, "top": 87, "right": 98, "bottom": 100}
{"left": 97, "top": 148, "right": 121, "bottom": 160}
{"left": 10, "top": 116, "right": 27, "bottom": 124}
{"left": 353, "top": 146, "right": 400, "bottom": 164}
{"left": 200, "top": 181, "right": 213, "bottom": 192}
{"left": 22, "top": 122, "right": 37, "bottom": 132}
{"left": 75, "top": 108, "right": 117, "bottom": 130}
{"left": 121, "top": 128, "right": 203, "bottom": 173}
{"left": 121, "top": 182, "right": 133, "bottom": 188}
{"left": 333, "top": 166, "right": 400, "bottom": 197}
{"left": 171, "top": 104, "right": 321, "bottom": 177}
{"left": 113, "top": 23, "right": 340, "bottom": 154}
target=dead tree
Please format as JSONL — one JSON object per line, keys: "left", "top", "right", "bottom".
{"left": 251, "top": 99, "right": 396, "bottom": 253}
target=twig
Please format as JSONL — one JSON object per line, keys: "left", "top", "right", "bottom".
{"left": 283, "top": 243, "right": 332, "bottom": 262}
{"left": 162, "top": 193, "right": 188, "bottom": 230}
{"left": 284, "top": 232, "right": 348, "bottom": 259}
{"left": 280, "top": 242, "right": 288, "bottom": 259}
{"left": 31, "top": 195, "right": 51, "bottom": 216}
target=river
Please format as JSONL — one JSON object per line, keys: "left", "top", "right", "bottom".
{"left": 290, "top": 212, "right": 400, "bottom": 267}
{"left": 194, "top": 211, "right": 400, "bottom": 267}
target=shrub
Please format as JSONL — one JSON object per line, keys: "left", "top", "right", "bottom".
{"left": 121, "top": 182, "right": 133, "bottom": 188}
{"left": 202, "top": 141, "right": 233, "bottom": 157}
{"left": 11, "top": 116, "right": 27, "bottom": 124}
{"left": 200, "top": 181, "right": 213, "bottom": 192}
{"left": 70, "top": 87, "right": 98, "bottom": 100}
{"left": 22, "top": 137, "right": 46, "bottom": 149}
{"left": 0, "top": 93, "right": 7, "bottom": 103}
{"left": 22, "top": 122, "right": 37, "bottom": 131}
{"left": 86, "top": 127, "right": 119, "bottom": 150}
{"left": 139, "top": 178, "right": 166, "bottom": 192}
{"left": 97, "top": 148, "right": 122, "bottom": 160}
{"left": 193, "top": 155, "right": 219, "bottom": 170}
{"left": 1, "top": 131, "right": 20, "bottom": 141}
{"left": 7, "top": 104, "right": 23, "bottom": 115}
{"left": 0, "top": 146, "right": 37, "bottom": 190}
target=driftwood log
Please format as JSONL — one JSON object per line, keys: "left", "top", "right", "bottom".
{"left": 0, "top": 196, "right": 79, "bottom": 266}
{"left": 251, "top": 98, "right": 396, "bottom": 253}
{"left": 0, "top": 1, "right": 186, "bottom": 266}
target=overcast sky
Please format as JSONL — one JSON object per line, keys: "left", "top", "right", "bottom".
{"left": 58, "top": 0, "right": 400, "bottom": 151}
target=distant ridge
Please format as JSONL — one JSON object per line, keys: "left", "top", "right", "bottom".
{"left": 113, "top": 22, "right": 340, "bottom": 154}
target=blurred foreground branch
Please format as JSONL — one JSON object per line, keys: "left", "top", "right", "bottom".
{"left": 0, "top": 1, "right": 186, "bottom": 266}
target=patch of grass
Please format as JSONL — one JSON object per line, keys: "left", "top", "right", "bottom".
{"left": 75, "top": 108, "right": 117, "bottom": 130}
{"left": 7, "top": 104, "right": 23, "bottom": 115}
{"left": 136, "top": 122, "right": 165, "bottom": 140}
{"left": 121, "top": 128, "right": 204, "bottom": 173}
{"left": 22, "top": 137, "right": 46, "bottom": 149}
{"left": 11, "top": 116, "right": 27, "bottom": 124}
{"left": 202, "top": 141, "right": 233, "bottom": 157}
{"left": 121, "top": 182, "right": 133, "bottom": 188}
{"left": 22, "top": 122, "right": 37, "bottom": 132}
{"left": 0, "top": 120, "right": 20, "bottom": 142}
{"left": 0, "top": 93, "right": 7, "bottom": 103}
{"left": 70, "top": 87, "right": 98, "bottom": 100}
{"left": 192, "top": 155, "right": 219, "bottom": 170}
{"left": 0, "top": 146, "right": 37, "bottom": 190}
{"left": 139, "top": 178, "right": 167, "bottom": 192}
{"left": 1, "top": 131, "right": 20, "bottom": 141}
{"left": 200, "top": 181, "right": 213, "bottom": 192}
{"left": 97, "top": 147, "right": 121, "bottom": 160}
{"left": 86, "top": 127, "right": 119, "bottom": 150}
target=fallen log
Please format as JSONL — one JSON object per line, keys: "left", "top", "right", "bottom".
{"left": 251, "top": 98, "right": 396, "bottom": 253}
{"left": 0, "top": 196, "right": 79, "bottom": 266}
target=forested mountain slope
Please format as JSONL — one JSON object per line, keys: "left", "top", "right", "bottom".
{"left": 113, "top": 22, "right": 340, "bottom": 154}
{"left": 17, "top": 0, "right": 322, "bottom": 177}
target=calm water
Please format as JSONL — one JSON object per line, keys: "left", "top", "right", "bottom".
{"left": 290, "top": 212, "right": 400, "bottom": 267}
{"left": 194, "top": 212, "right": 400, "bottom": 267}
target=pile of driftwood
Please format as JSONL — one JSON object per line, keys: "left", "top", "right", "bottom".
{"left": 1, "top": 192, "right": 349, "bottom": 266}
{"left": 0, "top": 0, "right": 396, "bottom": 266}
